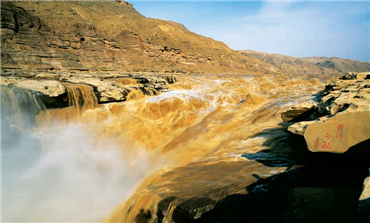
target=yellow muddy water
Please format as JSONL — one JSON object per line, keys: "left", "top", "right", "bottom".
{"left": 1, "top": 74, "right": 335, "bottom": 222}
{"left": 37, "top": 83, "right": 98, "bottom": 124}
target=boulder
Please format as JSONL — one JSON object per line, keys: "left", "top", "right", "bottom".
{"left": 13, "top": 80, "right": 65, "bottom": 97}
{"left": 288, "top": 74, "right": 370, "bottom": 154}
{"left": 291, "top": 110, "right": 370, "bottom": 153}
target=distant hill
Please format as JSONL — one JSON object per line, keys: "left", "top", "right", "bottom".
{"left": 239, "top": 50, "right": 370, "bottom": 76}
{"left": 1, "top": 1, "right": 276, "bottom": 75}
{"left": 302, "top": 57, "right": 370, "bottom": 73}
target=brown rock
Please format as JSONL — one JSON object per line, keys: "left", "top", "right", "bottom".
{"left": 0, "top": 1, "right": 277, "bottom": 75}
{"left": 302, "top": 110, "right": 370, "bottom": 153}
{"left": 281, "top": 106, "right": 315, "bottom": 122}
{"left": 288, "top": 74, "right": 370, "bottom": 154}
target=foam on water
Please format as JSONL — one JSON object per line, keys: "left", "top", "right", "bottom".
{"left": 147, "top": 89, "right": 206, "bottom": 103}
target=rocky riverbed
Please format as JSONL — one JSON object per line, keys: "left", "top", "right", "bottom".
{"left": 1, "top": 72, "right": 369, "bottom": 223}
{"left": 104, "top": 72, "right": 370, "bottom": 223}
{"left": 1, "top": 1, "right": 370, "bottom": 222}
{"left": 1, "top": 72, "right": 178, "bottom": 105}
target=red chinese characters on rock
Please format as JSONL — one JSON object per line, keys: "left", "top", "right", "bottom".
{"left": 337, "top": 124, "right": 344, "bottom": 131}
{"left": 314, "top": 138, "right": 319, "bottom": 149}
{"left": 336, "top": 124, "right": 344, "bottom": 140}
{"left": 323, "top": 132, "right": 331, "bottom": 141}
{"left": 322, "top": 141, "right": 331, "bottom": 150}
{"left": 322, "top": 132, "right": 332, "bottom": 150}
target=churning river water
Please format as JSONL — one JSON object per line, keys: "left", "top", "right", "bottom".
{"left": 1, "top": 73, "right": 335, "bottom": 222}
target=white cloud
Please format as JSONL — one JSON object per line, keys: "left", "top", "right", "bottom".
{"left": 193, "top": 2, "right": 369, "bottom": 61}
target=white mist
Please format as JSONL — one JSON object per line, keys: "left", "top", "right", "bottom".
{"left": 2, "top": 122, "right": 151, "bottom": 222}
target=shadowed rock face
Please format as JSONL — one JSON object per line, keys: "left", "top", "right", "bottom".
{"left": 288, "top": 73, "right": 370, "bottom": 154}
{"left": 281, "top": 106, "right": 315, "bottom": 122}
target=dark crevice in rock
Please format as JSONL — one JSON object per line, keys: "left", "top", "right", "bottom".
{"left": 243, "top": 123, "right": 310, "bottom": 168}
{"left": 134, "top": 209, "right": 152, "bottom": 223}
{"left": 157, "top": 197, "right": 177, "bottom": 223}
{"left": 281, "top": 106, "right": 316, "bottom": 122}
{"left": 172, "top": 197, "right": 217, "bottom": 223}
{"left": 98, "top": 99, "right": 126, "bottom": 104}
{"left": 12, "top": 11, "right": 19, "bottom": 33}
{"left": 39, "top": 93, "right": 69, "bottom": 109}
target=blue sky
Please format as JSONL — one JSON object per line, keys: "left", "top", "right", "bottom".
{"left": 130, "top": 1, "right": 369, "bottom": 62}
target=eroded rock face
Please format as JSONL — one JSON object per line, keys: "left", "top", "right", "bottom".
{"left": 65, "top": 73, "right": 178, "bottom": 102}
{"left": 288, "top": 73, "right": 370, "bottom": 153}
{"left": 0, "top": 1, "right": 278, "bottom": 75}
{"left": 1, "top": 73, "right": 178, "bottom": 107}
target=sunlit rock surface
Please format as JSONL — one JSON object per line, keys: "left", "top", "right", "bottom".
{"left": 288, "top": 72, "right": 370, "bottom": 153}
{"left": 1, "top": 73, "right": 178, "bottom": 106}
{"left": 361, "top": 175, "right": 370, "bottom": 200}
{"left": 0, "top": 1, "right": 278, "bottom": 75}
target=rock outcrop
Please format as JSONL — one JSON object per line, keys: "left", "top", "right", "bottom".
{"left": 288, "top": 73, "right": 370, "bottom": 153}
{"left": 13, "top": 80, "right": 66, "bottom": 97}
{"left": 1, "top": 73, "right": 179, "bottom": 107}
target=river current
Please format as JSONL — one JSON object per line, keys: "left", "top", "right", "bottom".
{"left": 1, "top": 73, "right": 335, "bottom": 222}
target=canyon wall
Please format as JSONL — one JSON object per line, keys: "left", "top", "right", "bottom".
{"left": 1, "top": 1, "right": 278, "bottom": 75}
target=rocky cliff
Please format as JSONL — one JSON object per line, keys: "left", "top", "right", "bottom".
{"left": 1, "top": 1, "right": 278, "bottom": 75}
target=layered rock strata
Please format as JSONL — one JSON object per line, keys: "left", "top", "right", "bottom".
{"left": 0, "top": 1, "right": 277, "bottom": 75}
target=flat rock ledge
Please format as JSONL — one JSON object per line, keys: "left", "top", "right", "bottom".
{"left": 1, "top": 72, "right": 179, "bottom": 106}
{"left": 287, "top": 72, "right": 370, "bottom": 154}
